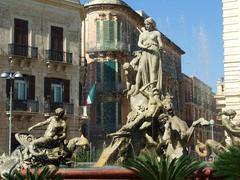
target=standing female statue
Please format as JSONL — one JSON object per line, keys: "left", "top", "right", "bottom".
{"left": 134, "top": 17, "right": 163, "bottom": 95}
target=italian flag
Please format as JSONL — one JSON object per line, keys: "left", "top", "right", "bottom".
{"left": 87, "top": 83, "right": 96, "bottom": 105}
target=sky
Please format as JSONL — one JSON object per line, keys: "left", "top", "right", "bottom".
{"left": 81, "top": 0, "right": 224, "bottom": 92}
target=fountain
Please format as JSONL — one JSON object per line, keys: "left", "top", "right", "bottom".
{"left": 1, "top": 17, "right": 236, "bottom": 180}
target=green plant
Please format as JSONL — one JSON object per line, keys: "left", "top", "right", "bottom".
{"left": 2, "top": 165, "right": 63, "bottom": 180}
{"left": 123, "top": 152, "right": 204, "bottom": 180}
{"left": 213, "top": 145, "right": 240, "bottom": 180}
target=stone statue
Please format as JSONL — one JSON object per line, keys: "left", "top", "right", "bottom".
{"left": 95, "top": 17, "right": 210, "bottom": 167}
{"left": 6, "top": 108, "right": 90, "bottom": 169}
{"left": 28, "top": 108, "right": 67, "bottom": 156}
{"left": 134, "top": 17, "right": 163, "bottom": 95}
{"left": 195, "top": 110, "right": 240, "bottom": 158}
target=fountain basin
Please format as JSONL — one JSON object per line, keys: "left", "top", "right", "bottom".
{"left": 22, "top": 167, "right": 140, "bottom": 180}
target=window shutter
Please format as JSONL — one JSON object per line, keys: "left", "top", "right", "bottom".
{"left": 44, "top": 78, "right": 51, "bottom": 101}
{"left": 117, "top": 21, "right": 121, "bottom": 42}
{"left": 14, "top": 18, "right": 28, "bottom": 45}
{"left": 109, "top": 21, "right": 114, "bottom": 43}
{"left": 51, "top": 26, "right": 63, "bottom": 51}
{"left": 96, "top": 21, "right": 100, "bottom": 44}
{"left": 96, "top": 62, "right": 101, "bottom": 82}
{"left": 103, "top": 102, "right": 116, "bottom": 133}
{"left": 28, "top": 75, "right": 35, "bottom": 100}
{"left": 118, "top": 62, "right": 121, "bottom": 83}
{"left": 103, "top": 60, "right": 116, "bottom": 82}
{"left": 103, "top": 20, "right": 109, "bottom": 48}
{"left": 63, "top": 79, "right": 70, "bottom": 103}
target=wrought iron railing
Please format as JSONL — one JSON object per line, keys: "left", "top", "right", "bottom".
{"left": 5, "top": 100, "right": 39, "bottom": 112}
{"left": 87, "top": 41, "right": 129, "bottom": 53}
{"left": 8, "top": 43, "right": 38, "bottom": 58}
{"left": 45, "top": 50, "right": 72, "bottom": 63}
{"left": 44, "top": 102, "right": 74, "bottom": 114}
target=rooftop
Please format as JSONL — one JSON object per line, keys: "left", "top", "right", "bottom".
{"left": 84, "top": 0, "right": 129, "bottom": 7}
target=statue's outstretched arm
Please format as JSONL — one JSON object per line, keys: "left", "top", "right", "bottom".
{"left": 28, "top": 118, "right": 51, "bottom": 131}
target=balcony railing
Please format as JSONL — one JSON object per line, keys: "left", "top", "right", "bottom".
{"left": 45, "top": 50, "right": 72, "bottom": 64}
{"left": 5, "top": 100, "right": 39, "bottom": 112}
{"left": 96, "top": 82, "right": 124, "bottom": 93}
{"left": 87, "top": 41, "right": 129, "bottom": 53}
{"left": 8, "top": 43, "right": 38, "bottom": 58}
{"left": 44, "top": 102, "right": 74, "bottom": 114}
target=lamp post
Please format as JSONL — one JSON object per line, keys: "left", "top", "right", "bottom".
{"left": 209, "top": 119, "right": 215, "bottom": 160}
{"left": 1, "top": 71, "right": 23, "bottom": 155}
{"left": 209, "top": 119, "right": 215, "bottom": 140}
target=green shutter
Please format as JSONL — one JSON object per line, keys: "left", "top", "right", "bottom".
{"left": 118, "top": 62, "right": 121, "bottom": 82}
{"left": 117, "top": 21, "right": 121, "bottom": 42}
{"left": 96, "top": 62, "right": 101, "bottom": 82}
{"left": 103, "top": 60, "right": 116, "bottom": 82}
{"left": 103, "top": 102, "right": 116, "bottom": 133}
{"left": 109, "top": 21, "right": 114, "bottom": 43}
{"left": 96, "top": 21, "right": 100, "bottom": 43}
{"left": 103, "top": 20, "right": 109, "bottom": 48}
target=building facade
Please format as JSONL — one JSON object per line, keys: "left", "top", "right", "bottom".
{"left": 221, "top": 0, "right": 240, "bottom": 120}
{"left": 0, "top": 0, "right": 86, "bottom": 153}
{"left": 181, "top": 74, "right": 223, "bottom": 151}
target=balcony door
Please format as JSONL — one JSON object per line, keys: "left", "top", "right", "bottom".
{"left": 13, "top": 18, "right": 28, "bottom": 56}
{"left": 51, "top": 83, "right": 63, "bottom": 103}
{"left": 14, "top": 79, "right": 28, "bottom": 101}
{"left": 51, "top": 26, "right": 63, "bottom": 61}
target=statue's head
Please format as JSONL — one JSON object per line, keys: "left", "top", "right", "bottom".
{"left": 144, "top": 17, "right": 156, "bottom": 30}
{"left": 55, "top": 108, "right": 65, "bottom": 117}
{"left": 123, "top": 62, "right": 131, "bottom": 70}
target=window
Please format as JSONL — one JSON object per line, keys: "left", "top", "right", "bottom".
{"left": 44, "top": 78, "right": 69, "bottom": 103}
{"left": 51, "top": 83, "right": 63, "bottom": 103}
{"left": 51, "top": 26, "right": 63, "bottom": 51}
{"left": 96, "top": 20, "right": 121, "bottom": 48}
{"left": 14, "top": 80, "right": 28, "bottom": 100}
{"left": 14, "top": 18, "right": 28, "bottom": 45}
{"left": 96, "top": 62, "right": 101, "bottom": 82}
{"left": 13, "top": 18, "right": 28, "bottom": 56}
{"left": 103, "top": 102, "right": 116, "bottom": 133}
{"left": 117, "top": 62, "right": 121, "bottom": 82}
{"left": 50, "top": 26, "right": 63, "bottom": 61}
{"left": 103, "top": 60, "right": 116, "bottom": 82}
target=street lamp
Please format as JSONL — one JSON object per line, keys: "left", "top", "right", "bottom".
{"left": 209, "top": 119, "right": 215, "bottom": 140}
{"left": 1, "top": 71, "right": 23, "bottom": 155}
{"left": 209, "top": 119, "right": 215, "bottom": 160}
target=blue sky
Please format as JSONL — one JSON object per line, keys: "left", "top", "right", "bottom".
{"left": 81, "top": 0, "right": 224, "bottom": 92}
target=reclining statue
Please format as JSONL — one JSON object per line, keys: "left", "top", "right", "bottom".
{"left": 195, "top": 109, "right": 240, "bottom": 158}
{"left": 14, "top": 108, "right": 89, "bottom": 168}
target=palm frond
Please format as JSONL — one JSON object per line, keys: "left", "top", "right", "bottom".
{"left": 123, "top": 152, "right": 204, "bottom": 180}
{"left": 213, "top": 145, "right": 240, "bottom": 179}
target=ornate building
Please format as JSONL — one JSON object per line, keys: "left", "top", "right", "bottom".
{"left": 83, "top": 0, "right": 185, "bottom": 147}
{"left": 217, "top": 0, "right": 240, "bottom": 120}
{"left": 0, "top": 0, "right": 85, "bottom": 153}
{"left": 181, "top": 74, "right": 223, "bottom": 151}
